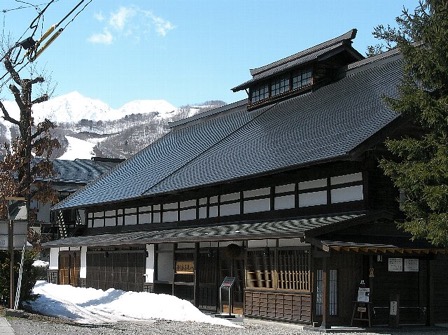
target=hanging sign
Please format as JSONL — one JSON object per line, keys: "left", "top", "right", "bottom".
{"left": 175, "top": 261, "right": 194, "bottom": 274}
{"left": 0, "top": 221, "right": 28, "bottom": 250}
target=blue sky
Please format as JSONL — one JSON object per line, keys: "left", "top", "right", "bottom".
{"left": 1, "top": 0, "right": 420, "bottom": 108}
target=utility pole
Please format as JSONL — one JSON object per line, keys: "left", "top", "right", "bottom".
{"left": 8, "top": 218, "right": 14, "bottom": 309}
{"left": 6, "top": 197, "right": 26, "bottom": 309}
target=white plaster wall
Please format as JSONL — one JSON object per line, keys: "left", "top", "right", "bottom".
{"left": 247, "top": 239, "right": 276, "bottom": 248}
{"left": 49, "top": 248, "right": 59, "bottom": 270}
{"left": 274, "top": 194, "right": 295, "bottom": 210}
{"left": 36, "top": 202, "right": 51, "bottom": 223}
{"left": 220, "top": 203, "right": 240, "bottom": 216}
{"left": 331, "top": 185, "right": 364, "bottom": 203}
{"left": 244, "top": 198, "right": 270, "bottom": 213}
{"left": 331, "top": 172, "right": 362, "bottom": 185}
{"left": 145, "top": 244, "right": 155, "bottom": 283}
{"left": 180, "top": 208, "right": 196, "bottom": 221}
{"left": 299, "top": 190, "right": 327, "bottom": 207}
{"left": 80, "top": 246, "right": 87, "bottom": 278}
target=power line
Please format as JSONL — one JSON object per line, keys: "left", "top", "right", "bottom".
{"left": 0, "top": 0, "right": 93, "bottom": 91}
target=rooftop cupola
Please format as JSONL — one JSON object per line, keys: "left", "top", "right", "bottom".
{"left": 232, "top": 29, "right": 364, "bottom": 110}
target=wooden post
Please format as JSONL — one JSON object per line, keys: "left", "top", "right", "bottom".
{"left": 9, "top": 219, "right": 14, "bottom": 309}
{"left": 426, "top": 259, "right": 432, "bottom": 326}
{"left": 320, "top": 256, "right": 330, "bottom": 329}
{"left": 194, "top": 243, "right": 199, "bottom": 307}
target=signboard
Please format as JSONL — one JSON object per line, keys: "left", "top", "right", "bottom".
{"left": 0, "top": 221, "right": 28, "bottom": 251}
{"left": 388, "top": 258, "right": 403, "bottom": 272}
{"left": 357, "top": 287, "right": 370, "bottom": 303}
{"left": 220, "top": 276, "right": 236, "bottom": 288}
{"left": 390, "top": 301, "right": 398, "bottom": 316}
{"left": 175, "top": 261, "right": 194, "bottom": 274}
{"left": 404, "top": 259, "right": 419, "bottom": 272}
{"left": 7, "top": 199, "right": 27, "bottom": 221}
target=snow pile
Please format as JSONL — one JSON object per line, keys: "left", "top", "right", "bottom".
{"left": 25, "top": 281, "right": 237, "bottom": 327}
{"left": 32, "top": 260, "right": 49, "bottom": 268}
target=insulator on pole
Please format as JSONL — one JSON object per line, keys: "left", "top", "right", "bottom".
{"left": 30, "top": 28, "right": 64, "bottom": 62}
{"left": 38, "top": 24, "right": 57, "bottom": 44}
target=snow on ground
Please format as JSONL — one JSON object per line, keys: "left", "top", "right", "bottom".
{"left": 58, "top": 136, "right": 106, "bottom": 160}
{"left": 24, "top": 281, "right": 237, "bottom": 327}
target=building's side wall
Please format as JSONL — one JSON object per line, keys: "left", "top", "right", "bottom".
{"left": 87, "top": 171, "right": 365, "bottom": 229}
{"left": 431, "top": 255, "right": 448, "bottom": 324}
{"left": 86, "top": 248, "right": 146, "bottom": 292}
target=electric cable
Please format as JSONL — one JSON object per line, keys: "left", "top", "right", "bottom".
{"left": 0, "top": 0, "right": 92, "bottom": 91}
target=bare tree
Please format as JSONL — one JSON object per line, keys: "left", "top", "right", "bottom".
{"left": 0, "top": 55, "right": 60, "bottom": 221}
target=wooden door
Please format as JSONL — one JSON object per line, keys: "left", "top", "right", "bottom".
{"left": 59, "top": 251, "right": 80, "bottom": 286}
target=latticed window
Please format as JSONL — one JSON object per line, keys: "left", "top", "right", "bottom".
{"left": 292, "top": 69, "right": 313, "bottom": 90}
{"left": 251, "top": 84, "right": 269, "bottom": 103}
{"left": 246, "top": 249, "right": 310, "bottom": 291}
{"left": 315, "top": 269, "right": 338, "bottom": 316}
{"left": 271, "top": 76, "right": 290, "bottom": 97}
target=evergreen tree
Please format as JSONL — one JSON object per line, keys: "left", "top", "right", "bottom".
{"left": 374, "top": 1, "right": 448, "bottom": 246}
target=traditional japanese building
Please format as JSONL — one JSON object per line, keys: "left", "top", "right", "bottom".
{"left": 43, "top": 30, "right": 448, "bottom": 328}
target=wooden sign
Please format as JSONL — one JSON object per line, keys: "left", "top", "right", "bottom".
{"left": 175, "top": 261, "right": 194, "bottom": 274}
{"left": 390, "top": 301, "right": 398, "bottom": 316}
{"left": 388, "top": 258, "right": 403, "bottom": 272}
{"left": 404, "top": 259, "right": 419, "bottom": 272}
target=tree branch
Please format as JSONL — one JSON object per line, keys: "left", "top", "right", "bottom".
{"left": 31, "top": 118, "right": 55, "bottom": 140}
{"left": 32, "top": 93, "right": 48, "bottom": 105}
{"left": 30, "top": 76, "right": 45, "bottom": 85}
{"left": 3, "top": 57, "right": 22, "bottom": 86}
{"left": 8, "top": 84, "right": 26, "bottom": 111}
{"left": 0, "top": 100, "right": 20, "bottom": 125}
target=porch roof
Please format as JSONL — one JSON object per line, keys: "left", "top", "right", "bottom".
{"left": 317, "top": 240, "right": 448, "bottom": 255}
{"left": 42, "top": 213, "right": 365, "bottom": 248}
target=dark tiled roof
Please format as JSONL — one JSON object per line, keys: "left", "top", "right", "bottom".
{"left": 52, "top": 50, "right": 403, "bottom": 211}
{"left": 42, "top": 213, "right": 365, "bottom": 248}
{"left": 232, "top": 29, "right": 362, "bottom": 92}
{"left": 51, "top": 159, "right": 121, "bottom": 184}
{"left": 320, "top": 239, "right": 448, "bottom": 254}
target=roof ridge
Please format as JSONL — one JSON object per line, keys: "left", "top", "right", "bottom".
{"left": 169, "top": 99, "right": 247, "bottom": 129}
{"left": 250, "top": 29, "right": 357, "bottom": 77}
{"left": 347, "top": 47, "right": 401, "bottom": 72}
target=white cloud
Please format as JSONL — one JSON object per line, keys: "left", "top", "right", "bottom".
{"left": 109, "top": 6, "right": 136, "bottom": 31}
{"left": 88, "top": 6, "right": 174, "bottom": 46}
{"left": 87, "top": 29, "right": 113, "bottom": 45}
{"left": 94, "top": 12, "right": 105, "bottom": 22}
{"left": 148, "top": 12, "right": 175, "bottom": 37}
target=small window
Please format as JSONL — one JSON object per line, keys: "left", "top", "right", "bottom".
{"left": 251, "top": 83, "right": 269, "bottom": 103}
{"left": 292, "top": 68, "right": 313, "bottom": 90}
{"left": 271, "top": 75, "right": 289, "bottom": 97}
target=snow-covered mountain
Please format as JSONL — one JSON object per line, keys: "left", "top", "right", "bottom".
{"left": 1, "top": 91, "right": 177, "bottom": 124}
{"left": 0, "top": 91, "right": 226, "bottom": 159}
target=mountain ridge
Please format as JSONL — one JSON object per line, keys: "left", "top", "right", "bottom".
{"left": 0, "top": 91, "right": 226, "bottom": 159}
